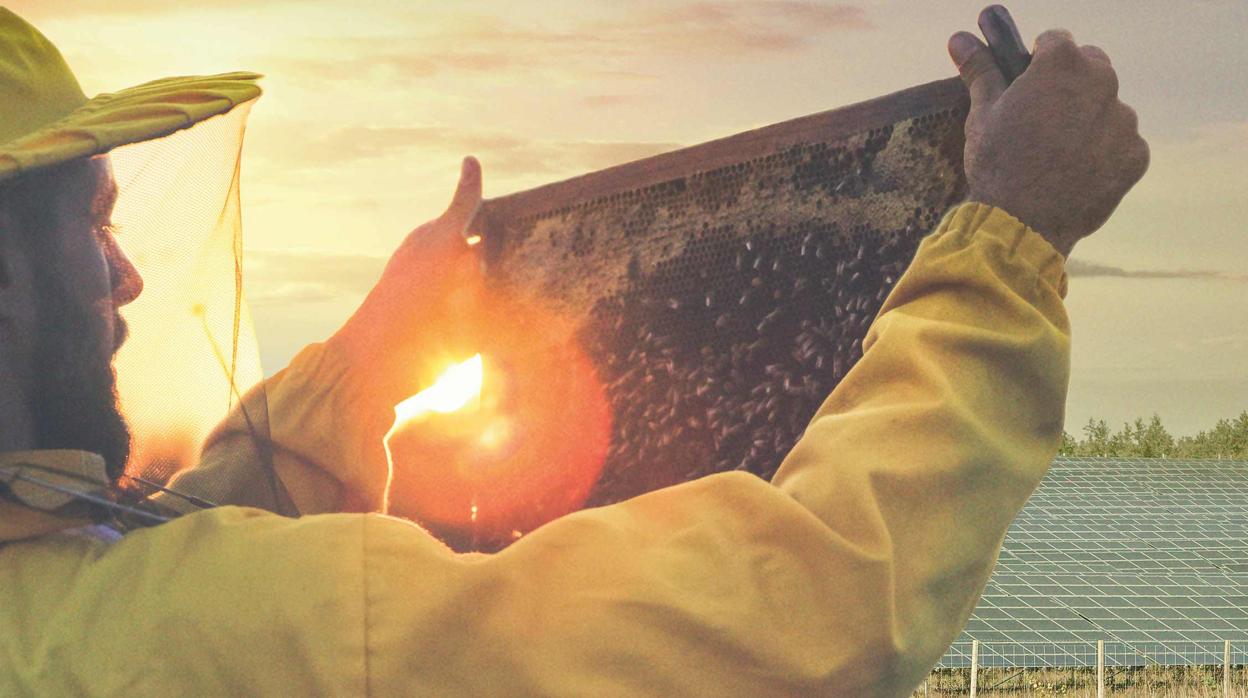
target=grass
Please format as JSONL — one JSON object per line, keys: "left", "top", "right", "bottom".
{"left": 911, "top": 666, "right": 1248, "bottom": 696}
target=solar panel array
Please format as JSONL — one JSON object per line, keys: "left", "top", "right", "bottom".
{"left": 938, "top": 456, "right": 1248, "bottom": 668}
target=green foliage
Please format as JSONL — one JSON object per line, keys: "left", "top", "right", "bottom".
{"left": 1058, "top": 411, "right": 1248, "bottom": 459}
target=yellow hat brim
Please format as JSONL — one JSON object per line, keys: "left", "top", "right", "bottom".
{"left": 0, "top": 71, "right": 262, "bottom": 184}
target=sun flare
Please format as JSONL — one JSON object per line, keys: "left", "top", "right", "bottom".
{"left": 393, "top": 354, "right": 484, "bottom": 425}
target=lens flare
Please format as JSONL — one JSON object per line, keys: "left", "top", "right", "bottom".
{"left": 392, "top": 354, "right": 483, "bottom": 425}
{"left": 382, "top": 311, "right": 611, "bottom": 551}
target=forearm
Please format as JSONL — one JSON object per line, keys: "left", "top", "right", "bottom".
{"left": 771, "top": 201, "right": 1070, "bottom": 691}
{"left": 165, "top": 343, "right": 392, "bottom": 516}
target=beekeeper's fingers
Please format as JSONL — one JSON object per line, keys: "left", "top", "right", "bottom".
{"left": 948, "top": 31, "right": 1007, "bottom": 109}
{"left": 440, "top": 155, "right": 482, "bottom": 236}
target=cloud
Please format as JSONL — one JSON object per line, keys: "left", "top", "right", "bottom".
{"left": 8, "top": 0, "right": 265, "bottom": 19}
{"left": 262, "top": 2, "right": 870, "bottom": 83}
{"left": 1191, "top": 334, "right": 1248, "bottom": 349}
{"left": 1067, "top": 258, "right": 1248, "bottom": 283}
{"left": 614, "top": 1, "right": 872, "bottom": 53}
{"left": 245, "top": 249, "right": 386, "bottom": 306}
{"left": 581, "top": 94, "right": 648, "bottom": 108}
{"left": 453, "top": 2, "right": 873, "bottom": 57}
{"left": 268, "top": 125, "right": 682, "bottom": 177}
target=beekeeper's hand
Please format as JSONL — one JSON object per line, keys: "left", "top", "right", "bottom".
{"left": 948, "top": 27, "right": 1149, "bottom": 258}
{"left": 326, "top": 156, "right": 484, "bottom": 401}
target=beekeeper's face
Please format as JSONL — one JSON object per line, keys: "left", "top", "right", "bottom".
{"left": 0, "top": 157, "right": 143, "bottom": 476}
{"left": 54, "top": 158, "right": 143, "bottom": 355}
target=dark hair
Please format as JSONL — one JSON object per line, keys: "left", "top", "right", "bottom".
{"left": 0, "top": 158, "right": 98, "bottom": 252}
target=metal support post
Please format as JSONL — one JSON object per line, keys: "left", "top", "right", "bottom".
{"left": 969, "top": 640, "right": 978, "bottom": 698}
{"left": 1097, "top": 640, "right": 1105, "bottom": 698}
{"left": 1225, "top": 640, "right": 1232, "bottom": 698}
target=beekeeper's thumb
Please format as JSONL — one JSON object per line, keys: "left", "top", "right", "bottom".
{"left": 440, "top": 155, "right": 482, "bottom": 237}
{"left": 949, "top": 31, "right": 1007, "bottom": 111}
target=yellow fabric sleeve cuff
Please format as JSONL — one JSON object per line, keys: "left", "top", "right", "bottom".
{"left": 939, "top": 202, "right": 1069, "bottom": 300}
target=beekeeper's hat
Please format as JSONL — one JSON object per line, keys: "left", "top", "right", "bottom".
{"left": 0, "top": 7, "right": 259, "bottom": 183}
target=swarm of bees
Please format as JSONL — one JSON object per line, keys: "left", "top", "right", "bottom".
{"left": 479, "top": 89, "right": 970, "bottom": 518}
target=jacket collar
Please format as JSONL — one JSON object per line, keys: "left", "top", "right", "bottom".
{"left": 0, "top": 449, "right": 105, "bottom": 542}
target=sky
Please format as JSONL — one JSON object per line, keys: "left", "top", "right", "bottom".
{"left": 13, "top": 0, "right": 1247, "bottom": 437}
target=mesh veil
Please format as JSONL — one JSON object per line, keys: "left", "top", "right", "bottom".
{"left": 106, "top": 100, "right": 294, "bottom": 519}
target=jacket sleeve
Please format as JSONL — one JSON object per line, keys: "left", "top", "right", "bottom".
{"left": 353, "top": 201, "right": 1069, "bottom": 695}
{"left": 167, "top": 339, "right": 399, "bottom": 516}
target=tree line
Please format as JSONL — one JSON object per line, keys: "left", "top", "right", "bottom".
{"left": 1058, "top": 411, "right": 1248, "bottom": 459}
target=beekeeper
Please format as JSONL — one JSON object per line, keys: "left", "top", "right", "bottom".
{"left": 0, "top": 6, "right": 1147, "bottom": 696}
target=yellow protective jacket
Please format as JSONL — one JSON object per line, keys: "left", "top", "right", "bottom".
{"left": 0, "top": 203, "right": 1070, "bottom": 696}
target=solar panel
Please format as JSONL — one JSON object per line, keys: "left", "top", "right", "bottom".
{"left": 937, "top": 456, "right": 1248, "bottom": 668}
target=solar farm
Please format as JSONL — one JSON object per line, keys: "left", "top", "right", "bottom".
{"left": 919, "top": 456, "right": 1248, "bottom": 695}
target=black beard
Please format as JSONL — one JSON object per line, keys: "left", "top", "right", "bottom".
{"left": 29, "top": 269, "right": 131, "bottom": 482}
